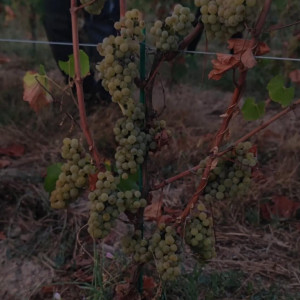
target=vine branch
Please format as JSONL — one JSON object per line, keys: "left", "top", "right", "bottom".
{"left": 178, "top": 0, "right": 272, "bottom": 223}
{"left": 70, "top": 0, "right": 105, "bottom": 171}
{"left": 152, "top": 98, "right": 300, "bottom": 191}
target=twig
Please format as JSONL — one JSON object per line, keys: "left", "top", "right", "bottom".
{"left": 234, "top": 99, "right": 300, "bottom": 145}
{"left": 70, "top": 0, "right": 105, "bottom": 171}
{"left": 267, "top": 20, "right": 300, "bottom": 32}
{"left": 76, "top": 0, "right": 96, "bottom": 11}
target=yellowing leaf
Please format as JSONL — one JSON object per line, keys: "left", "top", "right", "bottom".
{"left": 23, "top": 70, "right": 52, "bottom": 112}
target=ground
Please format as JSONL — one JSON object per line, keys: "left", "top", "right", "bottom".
{"left": 0, "top": 57, "right": 300, "bottom": 299}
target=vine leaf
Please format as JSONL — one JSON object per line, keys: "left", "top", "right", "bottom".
{"left": 267, "top": 75, "right": 295, "bottom": 107}
{"left": 289, "top": 69, "right": 300, "bottom": 84}
{"left": 209, "top": 39, "right": 270, "bottom": 80}
{"left": 23, "top": 67, "right": 53, "bottom": 112}
{"left": 58, "top": 50, "right": 90, "bottom": 79}
{"left": 260, "top": 195, "right": 300, "bottom": 221}
{"left": 144, "top": 200, "right": 162, "bottom": 221}
{"left": 0, "top": 144, "right": 25, "bottom": 157}
{"left": 44, "top": 163, "right": 62, "bottom": 193}
{"left": 117, "top": 173, "right": 139, "bottom": 191}
{"left": 241, "top": 98, "right": 265, "bottom": 121}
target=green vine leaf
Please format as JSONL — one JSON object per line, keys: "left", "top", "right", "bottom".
{"left": 241, "top": 98, "right": 265, "bottom": 121}
{"left": 118, "top": 173, "right": 139, "bottom": 192}
{"left": 58, "top": 50, "right": 90, "bottom": 79}
{"left": 44, "top": 163, "right": 62, "bottom": 193}
{"left": 267, "top": 75, "right": 295, "bottom": 107}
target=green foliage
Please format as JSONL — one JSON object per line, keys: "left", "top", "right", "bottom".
{"left": 117, "top": 172, "right": 139, "bottom": 191}
{"left": 58, "top": 50, "right": 90, "bottom": 79}
{"left": 44, "top": 163, "right": 62, "bottom": 193}
{"left": 267, "top": 75, "right": 295, "bottom": 107}
{"left": 242, "top": 98, "right": 265, "bottom": 121}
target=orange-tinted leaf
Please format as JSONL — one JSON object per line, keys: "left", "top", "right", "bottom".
{"left": 228, "top": 39, "right": 253, "bottom": 54}
{"left": 0, "top": 231, "right": 6, "bottom": 240}
{"left": 0, "top": 144, "right": 25, "bottom": 157}
{"left": 256, "top": 42, "right": 270, "bottom": 56}
{"left": 158, "top": 214, "right": 174, "bottom": 225}
{"left": 289, "top": 69, "right": 300, "bottom": 84}
{"left": 260, "top": 196, "right": 300, "bottom": 221}
{"left": 41, "top": 286, "right": 55, "bottom": 294}
{"left": 144, "top": 200, "right": 162, "bottom": 221}
{"left": 0, "top": 54, "right": 10, "bottom": 64}
{"left": 0, "top": 159, "right": 10, "bottom": 168}
{"left": 23, "top": 71, "right": 52, "bottom": 112}
{"left": 241, "top": 48, "right": 257, "bottom": 69}
{"left": 208, "top": 53, "right": 240, "bottom": 80}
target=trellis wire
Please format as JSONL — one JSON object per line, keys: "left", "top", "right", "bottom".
{"left": 1, "top": 38, "right": 300, "bottom": 63}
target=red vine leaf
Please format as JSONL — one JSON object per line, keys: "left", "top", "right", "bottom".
{"left": 0, "top": 231, "right": 6, "bottom": 240}
{"left": 158, "top": 214, "right": 174, "bottom": 225}
{"left": 88, "top": 173, "right": 98, "bottom": 191}
{"left": 260, "top": 196, "right": 300, "bottom": 221}
{"left": 0, "top": 144, "right": 25, "bottom": 157}
{"left": 144, "top": 200, "right": 162, "bottom": 221}
{"left": 143, "top": 276, "right": 157, "bottom": 299}
{"left": 0, "top": 159, "right": 11, "bottom": 169}
{"left": 289, "top": 70, "right": 300, "bottom": 84}
{"left": 0, "top": 54, "right": 10, "bottom": 64}
{"left": 23, "top": 71, "right": 52, "bottom": 112}
{"left": 115, "top": 282, "right": 141, "bottom": 300}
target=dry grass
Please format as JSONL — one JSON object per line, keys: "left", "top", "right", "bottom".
{"left": 0, "top": 69, "right": 300, "bottom": 299}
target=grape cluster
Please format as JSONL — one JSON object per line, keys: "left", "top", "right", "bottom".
{"left": 121, "top": 230, "right": 152, "bottom": 263}
{"left": 96, "top": 10, "right": 144, "bottom": 104}
{"left": 114, "top": 103, "right": 148, "bottom": 179}
{"left": 198, "top": 141, "right": 257, "bottom": 202}
{"left": 80, "top": 0, "right": 105, "bottom": 15}
{"left": 149, "top": 224, "right": 181, "bottom": 281}
{"left": 88, "top": 171, "right": 147, "bottom": 239}
{"left": 114, "top": 101, "right": 168, "bottom": 178}
{"left": 150, "top": 4, "right": 195, "bottom": 51}
{"left": 50, "top": 138, "right": 94, "bottom": 209}
{"left": 114, "top": 9, "right": 145, "bottom": 41}
{"left": 194, "top": 0, "right": 260, "bottom": 40}
{"left": 185, "top": 203, "right": 216, "bottom": 261}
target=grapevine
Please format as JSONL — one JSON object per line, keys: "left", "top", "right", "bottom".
{"left": 43, "top": 0, "right": 300, "bottom": 296}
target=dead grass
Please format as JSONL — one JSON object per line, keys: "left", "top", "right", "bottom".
{"left": 0, "top": 69, "right": 300, "bottom": 299}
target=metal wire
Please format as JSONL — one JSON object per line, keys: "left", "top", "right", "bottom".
{"left": 1, "top": 37, "right": 300, "bottom": 63}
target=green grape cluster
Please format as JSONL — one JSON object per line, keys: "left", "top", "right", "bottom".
{"left": 121, "top": 230, "right": 152, "bottom": 263}
{"left": 185, "top": 203, "right": 216, "bottom": 261}
{"left": 114, "top": 9, "right": 145, "bottom": 41}
{"left": 150, "top": 4, "right": 195, "bottom": 51}
{"left": 114, "top": 103, "right": 148, "bottom": 179}
{"left": 50, "top": 138, "right": 94, "bottom": 210}
{"left": 96, "top": 9, "right": 144, "bottom": 104}
{"left": 198, "top": 141, "right": 257, "bottom": 202}
{"left": 149, "top": 224, "right": 181, "bottom": 281}
{"left": 194, "top": 0, "right": 260, "bottom": 40}
{"left": 80, "top": 0, "right": 105, "bottom": 15}
{"left": 88, "top": 171, "right": 147, "bottom": 239}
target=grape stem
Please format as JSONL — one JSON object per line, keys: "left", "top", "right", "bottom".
{"left": 179, "top": 0, "right": 272, "bottom": 223}
{"left": 143, "top": 23, "right": 204, "bottom": 89}
{"left": 75, "top": 0, "right": 96, "bottom": 11}
{"left": 151, "top": 98, "right": 300, "bottom": 191}
{"left": 70, "top": 0, "right": 105, "bottom": 171}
